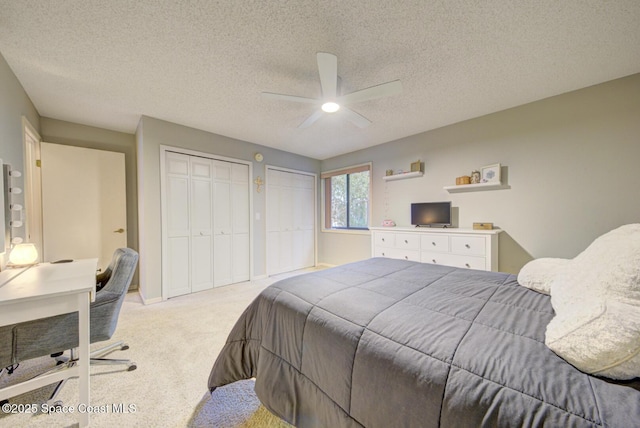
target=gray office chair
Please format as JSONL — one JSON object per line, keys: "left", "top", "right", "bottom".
{"left": 7, "top": 248, "right": 139, "bottom": 405}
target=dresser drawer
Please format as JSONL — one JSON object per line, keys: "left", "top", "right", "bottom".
{"left": 420, "top": 234, "right": 450, "bottom": 253}
{"left": 374, "top": 246, "right": 394, "bottom": 258}
{"left": 386, "top": 249, "right": 421, "bottom": 262}
{"left": 450, "top": 236, "right": 485, "bottom": 256}
{"left": 421, "top": 251, "right": 486, "bottom": 270}
{"left": 374, "top": 232, "right": 395, "bottom": 248}
{"left": 421, "top": 251, "right": 457, "bottom": 267}
{"left": 394, "top": 233, "right": 420, "bottom": 251}
{"left": 447, "top": 254, "right": 487, "bottom": 270}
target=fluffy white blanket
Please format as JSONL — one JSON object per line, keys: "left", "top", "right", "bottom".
{"left": 520, "top": 224, "right": 640, "bottom": 380}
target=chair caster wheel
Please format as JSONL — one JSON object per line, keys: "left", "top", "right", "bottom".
{"left": 127, "top": 363, "right": 137, "bottom": 371}
{"left": 44, "top": 400, "right": 64, "bottom": 411}
{"left": 121, "top": 344, "right": 129, "bottom": 351}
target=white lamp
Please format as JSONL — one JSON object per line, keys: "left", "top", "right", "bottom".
{"left": 9, "top": 243, "right": 39, "bottom": 266}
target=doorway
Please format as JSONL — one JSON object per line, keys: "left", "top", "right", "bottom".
{"left": 40, "top": 143, "right": 127, "bottom": 271}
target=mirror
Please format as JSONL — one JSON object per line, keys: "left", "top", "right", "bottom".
{"left": 0, "top": 159, "right": 6, "bottom": 255}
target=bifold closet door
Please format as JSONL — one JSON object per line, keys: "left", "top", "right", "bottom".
{"left": 213, "top": 160, "right": 232, "bottom": 287}
{"left": 211, "top": 161, "right": 250, "bottom": 286}
{"left": 231, "top": 163, "right": 250, "bottom": 283}
{"left": 164, "top": 152, "right": 250, "bottom": 298}
{"left": 267, "top": 169, "right": 315, "bottom": 276}
{"left": 165, "top": 153, "right": 192, "bottom": 298}
{"left": 292, "top": 173, "right": 315, "bottom": 269}
{"left": 190, "top": 157, "right": 214, "bottom": 293}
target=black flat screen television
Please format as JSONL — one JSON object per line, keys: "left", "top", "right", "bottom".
{"left": 411, "top": 202, "right": 452, "bottom": 227}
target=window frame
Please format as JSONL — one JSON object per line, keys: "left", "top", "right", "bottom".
{"left": 321, "top": 162, "right": 372, "bottom": 233}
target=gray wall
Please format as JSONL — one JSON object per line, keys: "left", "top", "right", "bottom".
{"left": 40, "top": 117, "right": 139, "bottom": 286}
{"left": 136, "top": 116, "right": 320, "bottom": 302}
{"left": 0, "top": 53, "right": 40, "bottom": 266}
{"left": 320, "top": 73, "right": 640, "bottom": 273}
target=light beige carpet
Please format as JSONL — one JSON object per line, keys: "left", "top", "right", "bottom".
{"left": 0, "top": 270, "right": 311, "bottom": 427}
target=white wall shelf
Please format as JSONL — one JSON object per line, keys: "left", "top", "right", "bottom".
{"left": 382, "top": 171, "right": 423, "bottom": 181}
{"left": 444, "top": 182, "right": 510, "bottom": 193}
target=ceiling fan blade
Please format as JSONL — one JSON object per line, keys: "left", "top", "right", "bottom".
{"left": 338, "top": 80, "right": 402, "bottom": 105}
{"left": 298, "top": 110, "right": 324, "bottom": 128}
{"left": 341, "top": 107, "right": 372, "bottom": 128}
{"left": 317, "top": 52, "right": 337, "bottom": 100}
{"left": 262, "top": 92, "right": 319, "bottom": 104}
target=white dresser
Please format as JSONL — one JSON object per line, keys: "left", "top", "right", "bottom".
{"left": 370, "top": 227, "right": 502, "bottom": 272}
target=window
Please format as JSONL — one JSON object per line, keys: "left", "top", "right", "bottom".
{"left": 322, "top": 164, "right": 371, "bottom": 230}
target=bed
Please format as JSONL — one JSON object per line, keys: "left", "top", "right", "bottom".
{"left": 208, "top": 257, "right": 640, "bottom": 427}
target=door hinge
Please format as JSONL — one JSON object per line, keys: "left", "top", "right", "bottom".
{"left": 36, "top": 159, "right": 41, "bottom": 167}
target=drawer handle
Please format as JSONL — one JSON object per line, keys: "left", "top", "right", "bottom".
{"left": 432, "top": 259, "right": 436, "bottom": 263}
{"left": 382, "top": 252, "right": 385, "bottom": 256}
{"left": 465, "top": 263, "right": 471, "bottom": 268}
{"left": 432, "top": 241, "right": 436, "bottom": 246}
{"left": 404, "top": 239, "right": 408, "bottom": 244}
{"left": 404, "top": 256, "right": 408, "bottom": 260}
{"left": 382, "top": 238, "right": 385, "bottom": 242}
{"left": 465, "top": 244, "right": 470, "bottom": 249}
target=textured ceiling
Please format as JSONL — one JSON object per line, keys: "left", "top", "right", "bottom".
{"left": 1, "top": 1, "right": 639, "bottom": 160}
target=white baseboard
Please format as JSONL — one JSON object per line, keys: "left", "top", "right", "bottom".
{"left": 138, "top": 289, "right": 163, "bottom": 305}
{"left": 317, "top": 263, "right": 337, "bottom": 268}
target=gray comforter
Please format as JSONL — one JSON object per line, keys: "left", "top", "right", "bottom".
{"left": 208, "top": 258, "right": 640, "bottom": 427}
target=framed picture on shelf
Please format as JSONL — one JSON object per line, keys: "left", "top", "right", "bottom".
{"left": 481, "top": 163, "right": 501, "bottom": 183}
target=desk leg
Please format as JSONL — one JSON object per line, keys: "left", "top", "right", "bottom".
{"left": 78, "top": 292, "right": 90, "bottom": 427}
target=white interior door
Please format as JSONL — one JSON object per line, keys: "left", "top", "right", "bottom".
{"left": 40, "top": 143, "right": 126, "bottom": 272}
{"left": 23, "top": 121, "right": 43, "bottom": 260}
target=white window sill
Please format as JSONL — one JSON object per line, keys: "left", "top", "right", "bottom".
{"left": 321, "top": 228, "right": 371, "bottom": 235}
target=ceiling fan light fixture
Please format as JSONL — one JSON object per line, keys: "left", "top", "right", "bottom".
{"left": 321, "top": 102, "right": 340, "bottom": 113}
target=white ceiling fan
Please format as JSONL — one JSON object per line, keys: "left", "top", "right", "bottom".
{"left": 262, "top": 52, "right": 402, "bottom": 128}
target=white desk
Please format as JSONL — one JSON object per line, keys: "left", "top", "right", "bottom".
{"left": 0, "top": 259, "right": 97, "bottom": 427}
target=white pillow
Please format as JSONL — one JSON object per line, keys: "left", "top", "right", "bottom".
{"left": 545, "top": 224, "right": 640, "bottom": 380}
{"left": 517, "top": 258, "right": 570, "bottom": 295}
